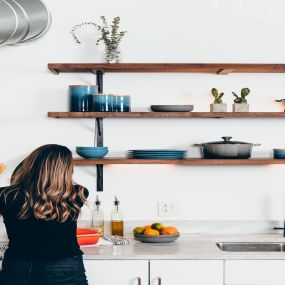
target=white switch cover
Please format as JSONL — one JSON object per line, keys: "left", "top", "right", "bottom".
{"left": 158, "top": 201, "right": 181, "bottom": 217}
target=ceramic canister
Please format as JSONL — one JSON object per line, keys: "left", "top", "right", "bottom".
{"left": 113, "top": 95, "right": 131, "bottom": 112}
{"left": 93, "top": 94, "right": 114, "bottom": 112}
{"left": 69, "top": 85, "right": 98, "bottom": 112}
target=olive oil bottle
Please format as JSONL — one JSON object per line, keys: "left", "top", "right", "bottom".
{"left": 111, "top": 196, "right": 124, "bottom": 236}
{"left": 92, "top": 196, "right": 104, "bottom": 236}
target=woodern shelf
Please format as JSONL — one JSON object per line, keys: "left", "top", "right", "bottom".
{"left": 48, "top": 63, "right": 285, "bottom": 74}
{"left": 48, "top": 112, "right": 285, "bottom": 119}
{"left": 73, "top": 158, "right": 285, "bottom": 165}
{"left": 48, "top": 62, "right": 285, "bottom": 191}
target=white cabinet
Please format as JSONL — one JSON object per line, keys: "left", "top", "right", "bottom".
{"left": 84, "top": 260, "right": 149, "bottom": 285}
{"left": 150, "top": 260, "right": 223, "bottom": 285}
{"left": 225, "top": 260, "right": 285, "bottom": 285}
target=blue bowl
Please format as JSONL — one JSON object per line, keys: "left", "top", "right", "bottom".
{"left": 76, "top": 146, "right": 108, "bottom": 150}
{"left": 76, "top": 147, "right": 108, "bottom": 159}
{"left": 273, "top": 149, "right": 285, "bottom": 159}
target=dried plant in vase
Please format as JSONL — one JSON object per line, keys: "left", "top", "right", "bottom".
{"left": 210, "top": 88, "right": 227, "bottom": 112}
{"left": 232, "top": 88, "right": 250, "bottom": 112}
{"left": 71, "top": 16, "right": 127, "bottom": 64}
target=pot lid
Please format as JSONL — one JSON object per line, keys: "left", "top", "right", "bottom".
{"left": 203, "top": 136, "right": 251, "bottom": 145}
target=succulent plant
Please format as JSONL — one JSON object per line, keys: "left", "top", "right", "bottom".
{"left": 211, "top": 88, "right": 224, "bottom": 104}
{"left": 232, "top": 88, "right": 250, "bottom": 104}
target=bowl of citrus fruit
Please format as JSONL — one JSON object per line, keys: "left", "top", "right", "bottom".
{"left": 133, "top": 223, "right": 179, "bottom": 243}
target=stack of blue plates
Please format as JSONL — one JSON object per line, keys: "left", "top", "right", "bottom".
{"left": 128, "top": 149, "right": 187, "bottom": 159}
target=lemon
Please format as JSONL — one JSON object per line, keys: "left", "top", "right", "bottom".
{"left": 151, "top": 223, "right": 164, "bottom": 231}
{"left": 133, "top": 226, "right": 144, "bottom": 234}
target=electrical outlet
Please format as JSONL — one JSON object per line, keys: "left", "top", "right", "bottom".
{"left": 158, "top": 201, "right": 181, "bottom": 217}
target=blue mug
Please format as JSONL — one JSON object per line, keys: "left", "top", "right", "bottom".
{"left": 93, "top": 95, "right": 113, "bottom": 112}
{"left": 69, "top": 85, "right": 98, "bottom": 112}
{"left": 273, "top": 149, "right": 285, "bottom": 159}
{"left": 113, "top": 95, "right": 131, "bottom": 112}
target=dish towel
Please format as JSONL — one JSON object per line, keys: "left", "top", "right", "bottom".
{"left": 102, "top": 235, "right": 136, "bottom": 245}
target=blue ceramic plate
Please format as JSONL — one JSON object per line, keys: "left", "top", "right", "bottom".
{"left": 129, "top": 149, "right": 186, "bottom": 153}
{"left": 130, "top": 155, "right": 185, "bottom": 159}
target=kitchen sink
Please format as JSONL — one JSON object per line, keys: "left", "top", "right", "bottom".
{"left": 216, "top": 242, "right": 285, "bottom": 252}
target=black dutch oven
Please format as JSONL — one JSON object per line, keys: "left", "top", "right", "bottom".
{"left": 194, "top": 136, "right": 261, "bottom": 159}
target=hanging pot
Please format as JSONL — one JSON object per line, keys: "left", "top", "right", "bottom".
{"left": 193, "top": 136, "right": 261, "bottom": 159}
{"left": 4, "top": 0, "right": 30, "bottom": 45}
{"left": 0, "top": 0, "right": 18, "bottom": 44}
{"left": 13, "top": 0, "right": 50, "bottom": 42}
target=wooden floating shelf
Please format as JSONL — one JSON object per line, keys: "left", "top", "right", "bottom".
{"left": 48, "top": 112, "right": 285, "bottom": 119}
{"left": 73, "top": 158, "right": 285, "bottom": 165}
{"left": 48, "top": 63, "right": 285, "bottom": 74}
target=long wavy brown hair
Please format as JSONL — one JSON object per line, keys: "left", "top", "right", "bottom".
{"left": 5, "top": 144, "right": 87, "bottom": 222}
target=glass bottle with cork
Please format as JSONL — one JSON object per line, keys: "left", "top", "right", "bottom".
{"left": 111, "top": 196, "right": 124, "bottom": 236}
{"left": 92, "top": 195, "right": 104, "bottom": 236}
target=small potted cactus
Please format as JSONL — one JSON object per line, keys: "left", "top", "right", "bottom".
{"left": 232, "top": 88, "right": 250, "bottom": 112}
{"left": 210, "top": 88, "right": 227, "bottom": 112}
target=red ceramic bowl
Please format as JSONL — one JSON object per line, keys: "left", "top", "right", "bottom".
{"left": 77, "top": 228, "right": 100, "bottom": 246}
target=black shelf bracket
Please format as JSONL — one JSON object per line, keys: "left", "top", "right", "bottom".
{"left": 95, "top": 70, "right": 104, "bottom": 191}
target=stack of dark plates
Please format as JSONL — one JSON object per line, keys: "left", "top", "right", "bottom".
{"left": 128, "top": 149, "right": 187, "bottom": 159}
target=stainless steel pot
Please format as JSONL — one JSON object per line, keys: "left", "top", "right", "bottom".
{"left": 194, "top": 136, "right": 261, "bottom": 159}
{"left": 4, "top": 0, "right": 29, "bottom": 44}
{"left": 0, "top": 0, "right": 17, "bottom": 44}
{"left": 14, "top": 0, "right": 50, "bottom": 41}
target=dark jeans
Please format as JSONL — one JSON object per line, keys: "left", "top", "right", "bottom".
{"left": 0, "top": 256, "right": 88, "bottom": 285}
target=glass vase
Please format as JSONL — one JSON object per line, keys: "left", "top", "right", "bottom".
{"left": 103, "top": 47, "right": 121, "bottom": 64}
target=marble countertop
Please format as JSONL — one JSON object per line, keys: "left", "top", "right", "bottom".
{"left": 2, "top": 234, "right": 285, "bottom": 261}
{"left": 81, "top": 234, "right": 285, "bottom": 260}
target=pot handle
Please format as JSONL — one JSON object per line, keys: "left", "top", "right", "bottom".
{"left": 222, "top": 136, "right": 232, "bottom": 142}
{"left": 253, "top": 143, "right": 261, "bottom": 146}
{"left": 193, "top": 144, "right": 202, "bottom": 147}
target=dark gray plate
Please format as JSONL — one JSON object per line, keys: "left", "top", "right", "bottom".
{"left": 151, "top": 105, "right": 194, "bottom": 112}
{"left": 134, "top": 234, "right": 180, "bottom": 243}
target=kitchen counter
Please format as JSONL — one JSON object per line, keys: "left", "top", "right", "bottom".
{"left": 2, "top": 234, "right": 285, "bottom": 261}
{"left": 82, "top": 234, "right": 285, "bottom": 260}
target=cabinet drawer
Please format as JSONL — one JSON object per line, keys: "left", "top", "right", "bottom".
{"left": 150, "top": 260, "right": 223, "bottom": 285}
{"left": 225, "top": 260, "right": 285, "bottom": 285}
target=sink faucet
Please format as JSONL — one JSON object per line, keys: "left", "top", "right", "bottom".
{"left": 273, "top": 221, "right": 285, "bottom": 237}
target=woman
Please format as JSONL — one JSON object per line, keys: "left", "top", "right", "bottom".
{"left": 0, "top": 144, "right": 89, "bottom": 285}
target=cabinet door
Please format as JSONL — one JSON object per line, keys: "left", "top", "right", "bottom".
{"left": 225, "top": 260, "right": 285, "bottom": 285}
{"left": 84, "top": 260, "right": 149, "bottom": 285}
{"left": 150, "top": 260, "right": 223, "bottom": 285}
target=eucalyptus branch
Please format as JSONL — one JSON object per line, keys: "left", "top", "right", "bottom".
{"left": 71, "top": 16, "right": 127, "bottom": 63}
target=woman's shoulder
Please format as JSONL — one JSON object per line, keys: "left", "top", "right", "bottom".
{"left": 0, "top": 186, "right": 10, "bottom": 195}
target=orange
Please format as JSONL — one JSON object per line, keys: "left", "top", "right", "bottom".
{"left": 160, "top": 226, "right": 179, "bottom": 235}
{"left": 0, "top": 163, "right": 5, "bottom": 174}
{"left": 143, "top": 225, "right": 152, "bottom": 230}
{"left": 144, "top": 229, "right": 160, "bottom": 236}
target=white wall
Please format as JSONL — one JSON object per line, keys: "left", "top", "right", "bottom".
{"left": 1, "top": 0, "right": 285, "bottom": 226}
